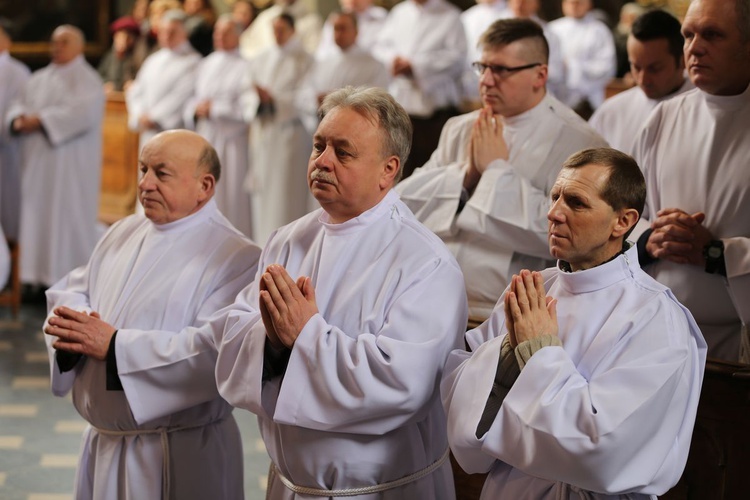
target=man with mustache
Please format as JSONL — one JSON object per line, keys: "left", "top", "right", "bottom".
{"left": 214, "top": 86, "right": 468, "bottom": 498}
{"left": 43, "top": 130, "right": 261, "bottom": 499}
{"left": 443, "top": 147, "right": 706, "bottom": 499}
{"left": 634, "top": 0, "right": 750, "bottom": 362}
{"left": 397, "top": 18, "right": 606, "bottom": 323}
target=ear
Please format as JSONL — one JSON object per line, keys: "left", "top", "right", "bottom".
{"left": 197, "top": 173, "right": 216, "bottom": 202}
{"left": 533, "top": 64, "right": 548, "bottom": 92}
{"left": 379, "top": 155, "right": 400, "bottom": 190}
{"left": 611, "top": 208, "right": 639, "bottom": 239}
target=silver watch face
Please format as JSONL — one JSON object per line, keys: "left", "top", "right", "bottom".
{"left": 708, "top": 246, "right": 722, "bottom": 259}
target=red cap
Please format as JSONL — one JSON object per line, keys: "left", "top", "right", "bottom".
{"left": 110, "top": 16, "right": 141, "bottom": 36}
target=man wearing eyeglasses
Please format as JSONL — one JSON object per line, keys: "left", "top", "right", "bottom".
{"left": 397, "top": 18, "right": 606, "bottom": 323}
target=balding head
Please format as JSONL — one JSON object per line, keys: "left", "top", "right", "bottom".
{"left": 213, "top": 14, "right": 242, "bottom": 51}
{"left": 51, "top": 25, "right": 84, "bottom": 65}
{"left": 138, "top": 130, "right": 220, "bottom": 224}
{"left": 158, "top": 9, "right": 188, "bottom": 50}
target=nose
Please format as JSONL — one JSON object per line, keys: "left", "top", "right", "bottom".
{"left": 479, "top": 66, "right": 496, "bottom": 86}
{"left": 547, "top": 198, "right": 565, "bottom": 223}
{"left": 313, "top": 145, "right": 334, "bottom": 170}
{"left": 684, "top": 36, "right": 706, "bottom": 58}
{"left": 138, "top": 170, "right": 155, "bottom": 191}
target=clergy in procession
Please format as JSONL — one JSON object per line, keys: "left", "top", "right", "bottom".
{"left": 126, "top": 9, "right": 202, "bottom": 150}
{"left": 634, "top": 0, "right": 750, "bottom": 362}
{"left": 297, "top": 11, "right": 389, "bottom": 134}
{"left": 397, "top": 19, "right": 606, "bottom": 322}
{"left": 373, "top": 0, "right": 467, "bottom": 177}
{"left": 314, "top": 0, "right": 387, "bottom": 60}
{"left": 589, "top": 10, "right": 693, "bottom": 156}
{"left": 0, "top": 21, "right": 29, "bottom": 243}
{"left": 239, "top": 0, "right": 323, "bottom": 58}
{"left": 442, "top": 147, "right": 707, "bottom": 499}
{"left": 548, "top": 0, "right": 616, "bottom": 116}
{"left": 462, "top": 0, "right": 507, "bottom": 63}
{"left": 43, "top": 130, "right": 261, "bottom": 500}
{"left": 7, "top": 25, "right": 104, "bottom": 288}
{"left": 214, "top": 86, "right": 467, "bottom": 498}
{"left": 246, "top": 13, "right": 314, "bottom": 244}
{"left": 185, "top": 14, "right": 256, "bottom": 237}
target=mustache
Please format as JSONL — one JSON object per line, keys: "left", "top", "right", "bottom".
{"left": 310, "top": 169, "right": 337, "bottom": 185}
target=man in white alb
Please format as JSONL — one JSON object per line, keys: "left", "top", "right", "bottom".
{"left": 634, "top": 0, "right": 750, "bottom": 362}
{"left": 442, "top": 148, "right": 706, "bottom": 499}
{"left": 185, "top": 14, "right": 256, "bottom": 237}
{"left": 126, "top": 9, "right": 202, "bottom": 150}
{"left": 214, "top": 86, "right": 467, "bottom": 498}
{"left": 6, "top": 25, "right": 104, "bottom": 287}
{"left": 589, "top": 9, "right": 693, "bottom": 156}
{"left": 0, "top": 21, "right": 29, "bottom": 243}
{"left": 297, "top": 11, "right": 388, "bottom": 133}
{"left": 44, "top": 130, "right": 261, "bottom": 500}
{"left": 239, "top": 0, "right": 322, "bottom": 58}
{"left": 373, "top": 0, "right": 467, "bottom": 177}
{"left": 315, "top": 0, "right": 387, "bottom": 60}
{"left": 397, "top": 19, "right": 607, "bottom": 322}
{"left": 246, "top": 13, "right": 314, "bottom": 244}
{"left": 548, "top": 0, "right": 616, "bottom": 115}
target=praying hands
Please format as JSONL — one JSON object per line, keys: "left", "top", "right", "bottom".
{"left": 503, "top": 269, "right": 558, "bottom": 348}
{"left": 44, "top": 306, "right": 116, "bottom": 361}
{"left": 259, "top": 264, "right": 318, "bottom": 350}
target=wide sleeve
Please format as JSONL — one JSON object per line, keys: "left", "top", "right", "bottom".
{"left": 113, "top": 243, "right": 261, "bottom": 424}
{"left": 470, "top": 299, "right": 704, "bottom": 495}
{"left": 272, "top": 53, "right": 313, "bottom": 125}
{"left": 409, "top": 16, "right": 467, "bottom": 94}
{"left": 271, "top": 257, "right": 467, "bottom": 435}
{"left": 721, "top": 237, "right": 750, "bottom": 327}
{"left": 38, "top": 71, "right": 104, "bottom": 147}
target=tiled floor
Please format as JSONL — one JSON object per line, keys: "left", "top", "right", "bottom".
{"left": 0, "top": 303, "right": 269, "bottom": 499}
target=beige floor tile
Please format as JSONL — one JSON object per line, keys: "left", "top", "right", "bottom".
{"left": 27, "top": 495, "right": 73, "bottom": 500}
{"left": 0, "top": 436, "right": 24, "bottom": 449}
{"left": 12, "top": 376, "right": 50, "bottom": 389}
{"left": 39, "top": 454, "right": 78, "bottom": 468}
{"left": 54, "top": 420, "right": 88, "bottom": 434}
{"left": 0, "top": 404, "right": 38, "bottom": 417}
{"left": 25, "top": 351, "right": 50, "bottom": 363}
{"left": 0, "top": 471, "right": 7, "bottom": 486}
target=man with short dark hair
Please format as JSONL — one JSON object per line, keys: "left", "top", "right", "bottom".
{"left": 397, "top": 18, "right": 606, "bottom": 322}
{"left": 215, "top": 86, "right": 467, "bottom": 499}
{"left": 634, "top": 0, "right": 750, "bottom": 362}
{"left": 44, "top": 129, "right": 261, "bottom": 500}
{"left": 590, "top": 10, "right": 693, "bottom": 155}
{"left": 443, "top": 147, "right": 706, "bottom": 499}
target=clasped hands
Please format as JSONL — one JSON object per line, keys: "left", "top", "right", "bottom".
{"left": 504, "top": 270, "right": 558, "bottom": 348}
{"left": 646, "top": 208, "right": 712, "bottom": 266}
{"left": 12, "top": 114, "right": 42, "bottom": 134}
{"left": 463, "top": 105, "right": 509, "bottom": 193}
{"left": 260, "top": 264, "right": 318, "bottom": 350}
{"left": 44, "top": 307, "right": 117, "bottom": 361}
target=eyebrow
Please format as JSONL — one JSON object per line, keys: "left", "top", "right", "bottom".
{"left": 313, "top": 136, "right": 356, "bottom": 149}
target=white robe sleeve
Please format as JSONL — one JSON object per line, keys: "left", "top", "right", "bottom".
{"left": 147, "top": 59, "right": 200, "bottom": 131}
{"left": 37, "top": 74, "right": 104, "bottom": 148}
{"left": 410, "top": 18, "right": 467, "bottom": 95}
{"left": 114, "top": 244, "right": 260, "bottom": 424}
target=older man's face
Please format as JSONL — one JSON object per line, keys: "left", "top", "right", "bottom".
{"left": 562, "top": 0, "right": 591, "bottom": 19}
{"left": 547, "top": 164, "right": 621, "bottom": 271}
{"left": 333, "top": 14, "right": 357, "bottom": 51}
{"left": 138, "top": 134, "right": 211, "bottom": 224}
{"left": 158, "top": 19, "right": 187, "bottom": 49}
{"left": 51, "top": 29, "right": 81, "bottom": 65}
{"left": 213, "top": 20, "right": 239, "bottom": 51}
{"left": 682, "top": 0, "right": 750, "bottom": 96}
{"left": 308, "top": 107, "right": 396, "bottom": 223}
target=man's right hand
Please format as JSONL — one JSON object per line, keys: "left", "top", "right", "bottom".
{"left": 646, "top": 208, "right": 711, "bottom": 266}
{"left": 464, "top": 106, "right": 507, "bottom": 193}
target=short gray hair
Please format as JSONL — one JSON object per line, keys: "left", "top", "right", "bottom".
{"left": 162, "top": 9, "right": 187, "bottom": 25}
{"left": 216, "top": 13, "right": 244, "bottom": 35}
{"left": 319, "top": 86, "right": 412, "bottom": 182}
{"left": 199, "top": 143, "right": 221, "bottom": 183}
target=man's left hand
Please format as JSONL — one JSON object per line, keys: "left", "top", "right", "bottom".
{"left": 44, "top": 307, "right": 117, "bottom": 361}
{"left": 504, "top": 270, "right": 557, "bottom": 347}
{"left": 648, "top": 208, "right": 712, "bottom": 266}
{"left": 259, "top": 265, "right": 318, "bottom": 349}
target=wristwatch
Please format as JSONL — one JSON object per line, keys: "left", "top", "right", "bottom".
{"left": 703, "top": 240, "right": 724, "bottom": 274}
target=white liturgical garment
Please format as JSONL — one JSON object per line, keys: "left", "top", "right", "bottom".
{"left": 589, "top": 78, "right": 694, "bottom": 156}
{"left": 185, "top": 49, "right": 258, "bottom": 237}
{"left": 548, "top": 13, "right": 616, "bottom": 109}
{"left": 215, "top": 189, "right": 468, "bottom": 499}
{"left": 0, "top": 224, "right": 8, "bottom": 290}
{"left": 397, "top": 93, "right": 607, "bottom": 320}
{"left": 442, "top": 245, "right": 707, "bottom": 499}
{"left": 6, "top": 55, "right": 104, "bottom": 286}
{"left": 45, "top": 199, "right": 261, "bottom": 500}
{"left": 126, "top": 42, "right": 202, "bottom": 149}
{"left": 634, "top": 84, "right": 750, "bottom": 361}
{"left": 0, "top": 50, "right": 30, "bottom": 241}
{"left": 239, "top": 1, "right": 323, "bottom": 59}
{"left": 373, "top": 0, "right": 467, "bottom": 117}
{"left": 315, "top": 6, "right": 388, "bottom": 61}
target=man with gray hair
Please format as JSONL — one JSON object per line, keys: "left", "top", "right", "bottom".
{"left": 185, "top": 14, "right": 256, "bottom": 237}
{"left": 397, "top": 18, "right": 606, "bottom": 323}
{"left": 213, "top": 86, "right": 467, "bottom": 498}
{"left": 6, "top": 25, "right": 104, "bottom": 288}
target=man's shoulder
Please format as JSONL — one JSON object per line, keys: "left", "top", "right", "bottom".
{"left": 595, "top": 86, "right": 645, "bottom": 114}
{"left": 444, "top": 109, "right": 480, "bottom": 132}
{"left": 545, "top": 96, "right": 607, "bottom": 144}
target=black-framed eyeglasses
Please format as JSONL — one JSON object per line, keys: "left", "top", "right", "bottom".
{"left": 471, "top": 62, "right": 542, "bottom": 79}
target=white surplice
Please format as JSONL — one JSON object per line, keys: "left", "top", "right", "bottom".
{"left": 396, "top": 93, "right": 607, "bottom": 320}
{"left": 634, "top": 84, "right": 750, "bottom": 361}
{"left": 314, "top": 5, "right": 388, "bottom": 61}
{"left": 246, "top": 37, "right": 314, "bottom": 245}
{"left": 239, "top": 1, "right": 323, "bottom": 59}
{"left": 548, "top": 13, "right": 616, "bottom": 109}
{"left": 589, "top": 78, "right": 694, "bottom": 155}
{"left": 0, "top": 50, "right": 30, "bottom": 241}
{"left": 0, "top": 223, "right": 8, "bottom": 289}
{"left": 373, "top": 0, "right": 466, "bottom": 117}
{"left": 297, "top": 44, "right": 389, "bottom": 134}
{"left": 5, "top": 55, "right": 104, "bottom": 286}
{"left": 45, "top": 199, "right": 261, "bottom": 500}
{"left": 184, "top": 49, "right": 258, "bottom": 237}
{"left": 215, "top": 189, "right": 467, "bottom": 499}
{"left": 461, "top": 1, "right": 507, "bottom": 61}
{"left": 442, "top": 245, "right": 707, "bottom": 499}
{"left": 126, "top": 42, "right": 202, "bottom": 149}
